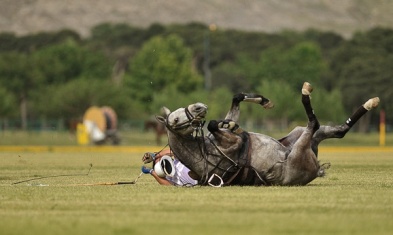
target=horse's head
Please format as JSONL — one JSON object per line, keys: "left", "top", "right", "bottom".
{"left": 157, "top": 102, "right": 208, "bottom": 136}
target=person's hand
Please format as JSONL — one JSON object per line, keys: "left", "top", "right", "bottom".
{"left": 141, "top": 166, "right": 153, "bottom": 174}
{"left": 142, "top": 152, "right": 156, "bottom": 164}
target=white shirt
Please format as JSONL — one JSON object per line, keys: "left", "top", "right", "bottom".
{"left": 165, "top": 159, "right": 198, "bottom": 186}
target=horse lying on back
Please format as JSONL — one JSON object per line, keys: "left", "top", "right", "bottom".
{"left": 157, "top": 82, "right": 380, "bottom": 186}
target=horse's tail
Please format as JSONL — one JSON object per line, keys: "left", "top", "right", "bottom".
{"left": 317, "top": 162, "right": 331, "bottom": 177}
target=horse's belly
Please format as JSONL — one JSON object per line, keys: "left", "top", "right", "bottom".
{"left": 248, "top": 133, "right": 287, "bottom": 171}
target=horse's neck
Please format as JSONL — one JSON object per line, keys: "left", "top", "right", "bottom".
{"left": 167, "top": 133, "right": 204, "bottom": 172}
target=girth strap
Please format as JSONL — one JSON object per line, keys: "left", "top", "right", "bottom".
{"left": 222, "top": 132, "right": 267, "bottom": 186}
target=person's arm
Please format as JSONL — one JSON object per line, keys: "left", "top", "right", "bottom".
{"left": 150, "top": 171, "right": 174, "bottom": 186}
{"left": 141, "top": 165, "right": 174, "bottom": 186}
{"left": 142, "top": 149, "right": 173, "bottom": 164}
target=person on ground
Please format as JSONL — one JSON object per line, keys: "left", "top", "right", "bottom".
{"left": 141, "top": 149, "right": 198, "bottom": 186}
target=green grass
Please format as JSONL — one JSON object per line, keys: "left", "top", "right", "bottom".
{"left": 1, "top": 130, "right": 392, "bottom": 146}
{"left": 0, "top": 130, "right": 162, "bottom": 146}
{"left": 1, "top": 150, "right": 392, "bottom": 235}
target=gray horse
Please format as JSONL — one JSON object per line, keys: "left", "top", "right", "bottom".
{"left": 157, "top": 82, "right": 379, "bottom": 186}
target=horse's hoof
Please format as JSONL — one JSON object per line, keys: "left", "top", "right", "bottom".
{"left": 302, "top": 82, "right": 313, "bottom": 95}
{"left": 218, "top": 120, "right": 236, "bottom": 130}
{"left": 363, "top": 97, "right": 380, "bottom": 110}
{"left": 233, "top": 93, "right": 246, "bottom": 104}
{"left": 262, "top": 100, "right": 274, "bottom": 109}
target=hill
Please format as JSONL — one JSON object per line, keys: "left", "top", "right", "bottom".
{"left": 1, "top": 0, "right": 393, "bottom": 38}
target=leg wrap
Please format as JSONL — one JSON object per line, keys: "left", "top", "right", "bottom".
{"left": 345, "top": 106, "right": 368, "bottom": 127}
{"left": 302, "top": 95, "right": 315, "bottom": 120}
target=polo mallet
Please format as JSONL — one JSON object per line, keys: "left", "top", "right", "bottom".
{"left": 12, "top": 163, "right": 93, "bottom": 185}
{"left": 68, "top": 172, "right": 144, "bottom": 186}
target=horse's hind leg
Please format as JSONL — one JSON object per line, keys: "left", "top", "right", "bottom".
{"left": 282, "top": 82, "right": 321, "bottom": 185}
{"left": 345, "top": 97, "right": 380, "bottom": 129}
{"left": 279, "top": 97, "right": 380, "bottom": 157}
{"left": 301, "top": 82, "right": 320, "bottom": 132}
{"left": 278, "top": 82, "right": 319, "bottom": 147}
{"left": 311, "top": 97, "right": 380, "bottom": 153}
{"left": 224, "top": 93, "right": 274, "bottom": 121}
{"left": 288, "top": 82, "right": 319, "bottom": 152}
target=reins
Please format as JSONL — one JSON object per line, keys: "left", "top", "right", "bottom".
{"left": 164, "top": 107, "right": 238, "bottom": 186}
{"left": 164, "top": 106, "right": 266, "bottom": 187}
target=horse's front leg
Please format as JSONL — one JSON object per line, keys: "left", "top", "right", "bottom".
{"left": 224, "top": 93, "right": 274, "bottom": 122}
{"left": 207, "top": 120, "right": 243, "bottom": 152}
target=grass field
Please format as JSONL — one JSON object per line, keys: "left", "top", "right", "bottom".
{"left": 1, "top": 147, "right": 393, "bottom": 235}
{"left": 1, "top": 130, "right": 392, "bottom": 146}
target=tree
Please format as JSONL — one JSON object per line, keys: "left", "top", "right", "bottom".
{"left": 0, "top": 30, "right": 81, "bottom": 53}
{"left": 330, "top": 27, "right": 393, "bottom": 131}
{"left": 255, "top": 80, "right": 300, "bottom": 131}
{"left": 90, "top": 23, "right": 147, "bottom": 50}
{"left": 0, "top": 87, "right": 17, "bottom": 118}
{"left": 211, "top": 57, "right": 253, "bottom": 93}
{"left": 0, "top": 32, "right": 17, "bottom": 52}
{"left": 0, "top": 52, "right": 43, "bottom": 129}
{"left": 32, "top": 40, "right": 111, "bottom": 84}
{"left": 255, "top": 42, "right": 327, "bottom": 90}
{"left": 0, "top": 40, "right": 112, "bottom": 129}
{"left": 32, "top": 79, "right": 135, "bottom": 120}
{"left": 250, "top": 80, "right": 346, "bottom": 132}
{"left": 124, "top": 34, "right": 203, "bottom": 113}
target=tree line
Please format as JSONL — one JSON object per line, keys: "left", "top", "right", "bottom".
{"left": 0, "top": 23, "right": 391, "bottom": 132}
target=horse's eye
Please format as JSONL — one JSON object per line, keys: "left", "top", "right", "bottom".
{"left": 174, "top": 117, "right": 179, "bottom": 123}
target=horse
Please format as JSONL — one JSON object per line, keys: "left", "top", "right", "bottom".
{"left": 144, "top": 117, "right": 167, "bottom": 145}
{"left": 157, "top": 82, "right": 380, "bottom": 186}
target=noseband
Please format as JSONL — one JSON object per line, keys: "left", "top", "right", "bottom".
{"left": 165, "top": 107, "right": 206, "bottom": 132}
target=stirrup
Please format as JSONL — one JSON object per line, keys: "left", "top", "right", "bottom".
{"left": 208, "top": 174, "right": 224, "bottom": 187}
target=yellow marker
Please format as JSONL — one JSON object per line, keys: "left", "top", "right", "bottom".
{"left": 76, "top": 123, "right": 89, "bottom": 145}
{"left": 380, "top": 110, "right": 386, "bottom": 146}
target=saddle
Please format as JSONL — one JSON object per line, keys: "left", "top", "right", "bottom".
{"left": 223, "top": 131, "right": 267, "bottom": 186}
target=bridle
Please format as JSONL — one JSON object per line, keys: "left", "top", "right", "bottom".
{"left": 163, "top": 106, "right": 266, "bottom": 187}
{"left": 164, "top": 106, "right": 237, "bottom": 185}
{"left": 165, "top": 106, "right": 206, "bottom": 133}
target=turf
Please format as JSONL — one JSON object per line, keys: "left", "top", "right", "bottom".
{"left": 1, "top": 130, "right": 392, "bottom": 146}
{"left": 1, "top": 150, "right": 392, "bottom": 235}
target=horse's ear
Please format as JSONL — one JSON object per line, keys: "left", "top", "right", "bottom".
{"left": 157, "top": 107, "right": 170, "bottom": 124}
{"left": 161, "top": 106, "right": 170, "bottom": 116}
{"left": 156, "top": 115, "right": 166, "bottom": 124}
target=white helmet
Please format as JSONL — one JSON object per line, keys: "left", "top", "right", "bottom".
{"left": 154, "top": 155, "right": 175, "bottom": 178}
